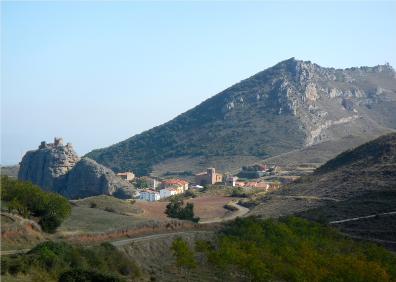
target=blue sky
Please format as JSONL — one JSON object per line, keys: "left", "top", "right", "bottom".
{"left": 2, "top": 1, "right": 396, "bottom": 165}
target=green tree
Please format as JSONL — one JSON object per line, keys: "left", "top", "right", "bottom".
{"left": 171, "top": 238, "right": 196, "bottom": 280}
{"left": 165, "top": 198, "right": 199, "bottom": 222}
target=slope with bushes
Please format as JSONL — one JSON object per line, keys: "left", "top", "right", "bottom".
{"left": 1, "top": 176, "right": 71, "bottom": 233}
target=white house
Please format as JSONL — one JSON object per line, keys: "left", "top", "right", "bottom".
{"left": 159, "top": 188, "right": 178, "bottom": 199}
{"left": 226, "top": 176, "right": 238, "bottom": 187}
{"left": 139, "top": 189, "right": 160, "bottom": 202}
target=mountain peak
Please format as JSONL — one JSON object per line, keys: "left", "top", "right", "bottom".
{"left": 86, "top": 59, "right": 396, "bottom": 175}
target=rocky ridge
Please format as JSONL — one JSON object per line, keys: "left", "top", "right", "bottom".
{"left": 18, "top": 138, "right": 136, "bottom": 199}
{"left": 87, "top": 58, "right": 396, "bottom": 175}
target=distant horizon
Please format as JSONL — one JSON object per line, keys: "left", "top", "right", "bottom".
{"left": 2, "top": 1, "right": 396, "bottom": 165}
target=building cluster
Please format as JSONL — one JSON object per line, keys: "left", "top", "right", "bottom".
{"left": 116, "top": 165, "right": 281, "bottom": 202}
{"left": 138, "top": 178, "right": 189, "bottom": 202}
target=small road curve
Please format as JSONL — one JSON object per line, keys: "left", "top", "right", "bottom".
{"left": 329, "top": 211, "right": 396, "bottom": 225}
{"left": 199, "top": 201, "right": 250, "bottom": 224}
{"left": 1, "top": 202, "right": 249, "bottom": 255}
{"left": 111, "top": 230, "right": 214, "bottom": 247}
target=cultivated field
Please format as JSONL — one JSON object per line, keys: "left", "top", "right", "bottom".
{"left": 134, "top": 195, "right": 234, "bottom": 221}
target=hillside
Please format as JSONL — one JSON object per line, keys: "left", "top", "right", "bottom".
{"left": 0, "top": 165, "right": 19, "bottom": 178}
{"left": 250, "top": 133, "right": 396, "bottom": 245}
{"left": 86, "top": 58, "right": 396, "bottom": 175}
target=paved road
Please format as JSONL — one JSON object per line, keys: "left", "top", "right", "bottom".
{"left": 329, "top": 211, "right": 396, "bottom": 224}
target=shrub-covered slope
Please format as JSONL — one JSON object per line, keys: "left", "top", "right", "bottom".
{"left": 250, "top": 133, "right": 396, "bottom": 245}
{"left": 87, "top": 58, "right": 396, "bottom": 175}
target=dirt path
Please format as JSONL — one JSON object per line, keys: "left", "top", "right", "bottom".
{"left": 329, "top": 211, "right": 396, "bottom": 224}
{"left": 199, "top": 201, "right": 249, "bottom": 224}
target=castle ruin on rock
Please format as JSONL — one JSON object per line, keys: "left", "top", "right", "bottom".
{"left": 18, "top": 138, "right": 136, "bottom": 199}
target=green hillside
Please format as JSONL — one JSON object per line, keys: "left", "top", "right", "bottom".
{"left": 87, "top": 59, "right": 396, "bottom": 175}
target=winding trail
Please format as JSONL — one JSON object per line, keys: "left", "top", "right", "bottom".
{"left": 1, "top": 201, "right": 248, "bottom": 256}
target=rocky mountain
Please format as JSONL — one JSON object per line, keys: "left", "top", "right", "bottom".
{"left": 18, "top": 138, "right": 136, "bottom": 199}
{"left": 250, "top": 133, "right": 396, "bottom": 246}
{"left": 86, "top": 58, "right": 396, "bottom": 175}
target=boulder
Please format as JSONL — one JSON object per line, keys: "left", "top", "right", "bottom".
{"left": 62, "top": 157, "right": 135, "bottom": 199}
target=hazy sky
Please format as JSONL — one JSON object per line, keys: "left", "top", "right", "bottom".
{"left": 2, "top": 1, "right": 396, "bottom": 165}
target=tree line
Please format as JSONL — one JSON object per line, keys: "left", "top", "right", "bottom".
{"left": 171, "top": 216, "right": 396, "bottom": 281}
{"left": 1, "top": 176, "right": 71, "bottom": 233}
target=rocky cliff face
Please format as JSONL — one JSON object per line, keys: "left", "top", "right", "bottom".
{"left": 18, "top": 138, "right": 136, "bottom": 199}
{"left": 62, "top": 158, "right": 135, "bottom": 199}
{"left": 18, "top": 138, "right": 80, "bottom": 192}
{"left": 87, "top": 58, "right": 396, "bottom": 175}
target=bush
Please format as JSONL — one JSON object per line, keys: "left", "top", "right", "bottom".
{"left": 104, "top": 207, "right": 116, "bottom": 213}
{"left": 59, "top": 269, "right": 124, "bottom": 282}
{"left": 1, "top": 176, "right": 71, "bottom": 233}
{"left": 90, "top": 202, "right": 97, "bottom": 208}
{"left": 1, "top": 241, "right": 140, "bottom": 281}
{"left": 230, "top": 187, "right": 248, "bottom": 197}
{"left": 39, "top": 215, "right": 63, "bottom": 233}
{"left": 165, "top": 198, "right": 199, "bottom": 222}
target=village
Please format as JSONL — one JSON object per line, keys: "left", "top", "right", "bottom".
{"left": 116, "top": 165, "right": 292, "bottom": 202}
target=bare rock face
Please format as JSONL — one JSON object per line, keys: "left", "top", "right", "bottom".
{"left": 61, "top": 157, "right": 135, "bottom": 199}
{"left": 18, "top": 138, "right": 136, "bottom": 199}
{"left": 18, "top": 138, "right": 80, "bottom": 192}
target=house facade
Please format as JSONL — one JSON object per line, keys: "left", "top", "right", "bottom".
{"left": 226, "top": 176, "right": 238, "bottom": 187}
{"left": 116, "top": 171, "right": 135, "bottom": 181}
{"left": 160, "top": 179, "right": 189, "bottom": 193}
{"left": 195, "top": 168, "right": 223, "bottom": 185}
{"left": 159, "top": 187, "right": 179, "bottom": 199}
{"left": 139, "top": 189, "right": 160, "bottom": 201}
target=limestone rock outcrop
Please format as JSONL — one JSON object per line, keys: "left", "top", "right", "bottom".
{"left": 62, "top": 157, "right": 135, "bottom": 199}
{"left": 18, "top": 138, "right": 80, "bottom": 192}
{"left": 18, "top": 138, "right": 136, "bottom": 199}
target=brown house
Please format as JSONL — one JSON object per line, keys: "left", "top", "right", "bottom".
{"left": 195, "top": 168, "right": 223, "bottom": 185}
{"left": 116, "top": 171, "right": 135, "bottom": 181}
